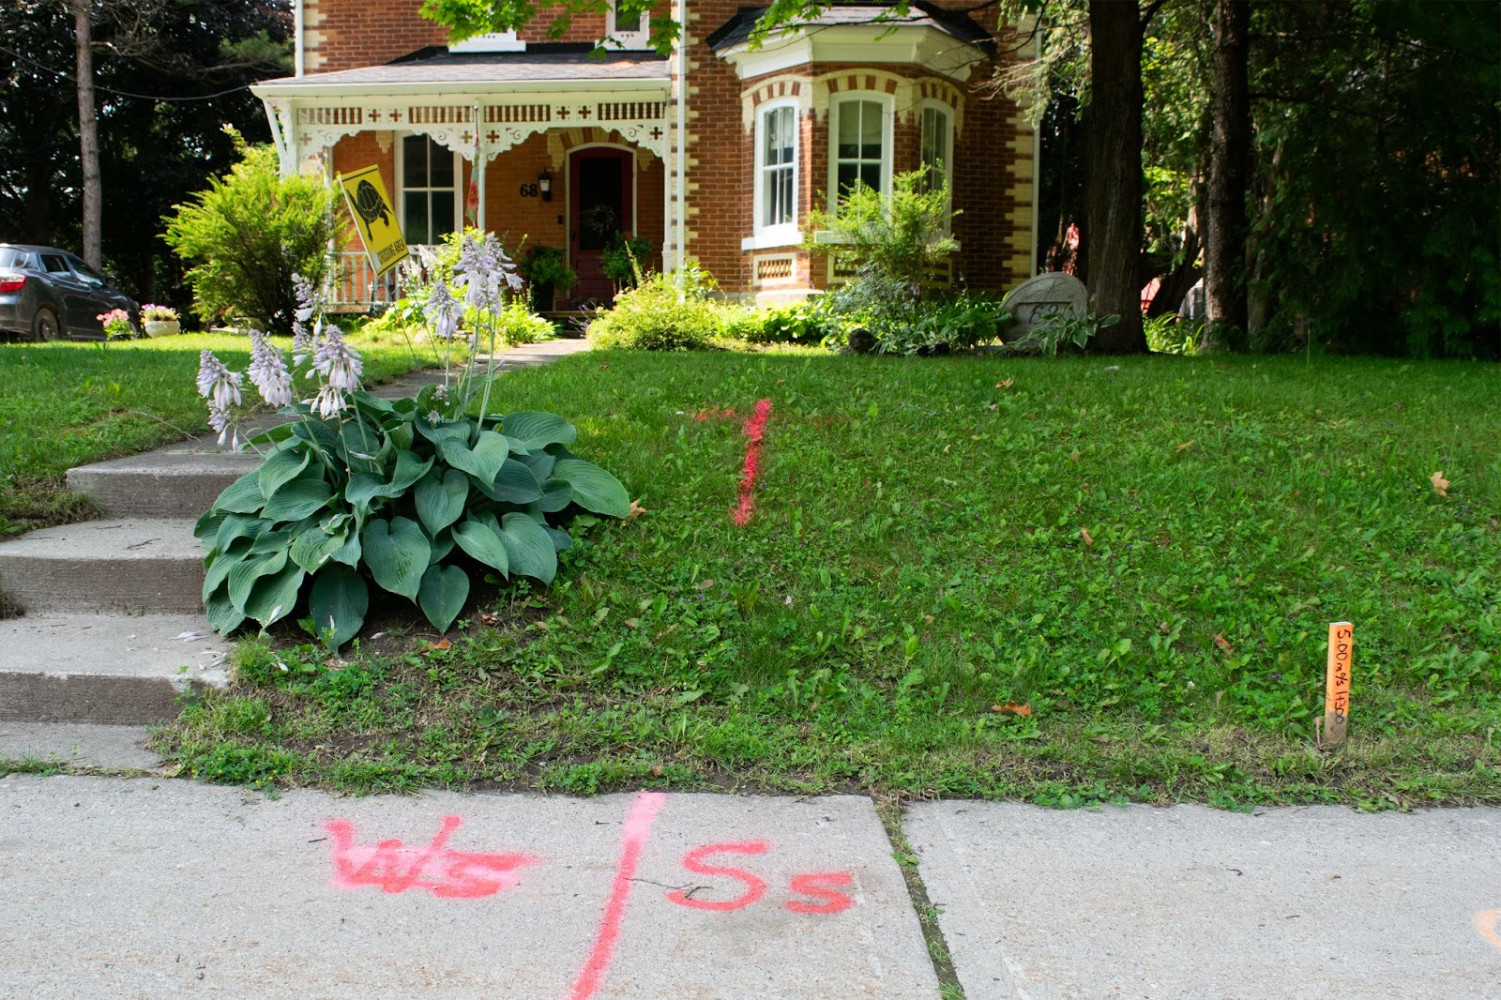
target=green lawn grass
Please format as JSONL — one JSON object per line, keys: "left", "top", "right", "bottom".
{"left": 0, "top": 332, "right": 430, "bottom": 534}
{"left": 156, "top": 351, "right": 1501, "bottom": 807}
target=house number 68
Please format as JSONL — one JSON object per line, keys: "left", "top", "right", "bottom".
{"left": 519, "top": 183, "right": 540, "bottom": 197}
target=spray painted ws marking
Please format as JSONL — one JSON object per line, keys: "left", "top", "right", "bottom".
{"left": 1477, "top": 909, "right": 1501, "bottom": 951}
{"left": 666, "top": 840, "right": 855, "bottom": 915}
{"left": 323, "top": 814, "right": 539, "bottom": 899}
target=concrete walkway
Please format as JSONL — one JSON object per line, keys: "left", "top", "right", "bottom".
{"left": 0, "top": 772, "right": 1496, "bottom": 999}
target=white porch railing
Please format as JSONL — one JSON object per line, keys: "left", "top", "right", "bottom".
{"left": 326, "top": 251, "right": 398, "bottom": 312}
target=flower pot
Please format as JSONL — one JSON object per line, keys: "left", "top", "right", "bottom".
{"left": 143, "top": 320, "right": 180, "bottom": 337}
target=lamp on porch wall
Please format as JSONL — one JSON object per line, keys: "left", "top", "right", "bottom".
{"left": 538, "top": 168, "right": 553, "bottom": 202}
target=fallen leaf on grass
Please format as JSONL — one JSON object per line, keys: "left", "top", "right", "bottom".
{"left": 598, "top": 364, "right": 610, "bottom": 370}
{"left": 992, "top": 702, "right": 1033, "bottom": 716}
{"left": 1430, "top": 470, "right": 1450, "bottom": 498}
{"left": 1213, "top": 633, "right": 1234, "bottom": 655}
{"left": 1176, "top": 440, "right": 1196, "bottom": 453}
{"left": 422, "top": 638, "right": 452, "bottom": 652}
{"left": 995, "top": 379, "right": 1014, "bottom": 389}
{"left": 1080, "top": 526, "right": 1094, "bottom": 546}
{"left": 1069, "top": 450, "right": 1081, "bottom": 463}
{"left": 625, "top": 498, "right": 648, "bottom": 523}
{"left": 478, "top": 611, "right": 503, "bottom": 626}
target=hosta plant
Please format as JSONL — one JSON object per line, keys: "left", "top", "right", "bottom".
{"left": 193, "top": 237, "right": 628, "bottom": 649}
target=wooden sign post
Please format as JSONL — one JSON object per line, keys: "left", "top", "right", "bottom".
{"left": 1323, "top": 622, "right": 1353, "bottom": 744}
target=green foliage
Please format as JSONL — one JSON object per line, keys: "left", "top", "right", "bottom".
{"left": 162, "top": 133, "right": 340, "bottom": 336}
{"left": 487, "top": 300, "right": 555, "bottom": 346}
{"left": 805, "top": 169, "right": 958, "bottom": 300}
{"left": 587, "top": 266, "right": 722, "bottom": 351}
{"left": 828, "top": 278, "right": 1009, "bottom": 355}
{"left": 723, "top": 302, "right": 837, "bottom": 346}
{"left": 1251, "top": 0, "right": 1500, "bottom": 357}
{"left": 601, "top": 235, "right": 654, "bottom": 288}
{"left": 518, "top": 244, "right": 578, "bottom": 310}
{"left": 420, "top": 0, "right": 679, "bottom": 56}
{"left": 1145, "top": 314, "right": 1199, "bottom": 355}
{"left": 1007, "top": 311, "right": 1118, "bottom": 356}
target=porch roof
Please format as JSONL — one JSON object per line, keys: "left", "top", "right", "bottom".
{"left": 252, "top": 44, "right": 670, "bottom": 98}
{"left": 706, "top": 2, "right": 995, "bottom": 55}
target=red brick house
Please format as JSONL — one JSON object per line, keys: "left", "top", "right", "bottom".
{"left": 251, "top": 1, "right": 1038, "bottom": 308}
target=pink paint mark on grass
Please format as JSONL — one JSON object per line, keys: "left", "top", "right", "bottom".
{"left": 568, "top": 791, "right": 668, "bottom": 1000}
{"left": 732, "top": 399, "right": 773, "bottom": 527}
{"left": 323, "top": 815, "right": 538, "bottom": 899}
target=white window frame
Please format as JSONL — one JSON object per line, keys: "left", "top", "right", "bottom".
{"left": 827, "top": 94, "right": 895, "bottom": 214}
{"left": 749, "top": 99, "right": 801, "bottom": 250}
{"left": 919, "top": 101, "right": 955, "bottom": 232}
{"left": 605, "top": 1, "right": 652, "bottom": 50}
{"left": 447, "top": 30, "right": 525, "bottom": 53}
{"left": 396, "top": 133, "right": 462, "bottom": 247}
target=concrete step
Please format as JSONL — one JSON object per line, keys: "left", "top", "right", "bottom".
{"left": 0, "top": 722, "right": 164, "bottom": 769}
{"left": 0, "top": 519, "right": 205, "bottom": 615}
{"left": 66, "top": 450, "right": 260, "bottom": 519}
{"left": 0, "top": 614, "right": 230, "bottom": 724}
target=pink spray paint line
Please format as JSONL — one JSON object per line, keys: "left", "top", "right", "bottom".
{"left": 323, "top": 815, "right": 538, "bottom": 899}
{"left": 732, "top": 399, "right": 773, "bottom": 527}
{"left": 568, "top": 791, "right": 669, "bottom": 1000}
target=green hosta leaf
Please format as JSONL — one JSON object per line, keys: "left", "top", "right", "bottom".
{"left": 388, "top": 420, "right": 415, "bottom": 451}
{"left": 194, "top": 507, "right": 228, "bottom": 545}
{"left": 202, "top": 550, "right": 243, "bottom": 603}
{"left": 243, "top": 563, "right": 306, "bottom": 628}
{"left": 258, "top": 447, "right": 310, "bottom": 501}
{"left": 308, "top": 564, "right": 368, "bottom": 650}
{"left": 204, "top": 584, "right": 246, "bottom": 636}
{"left": 518, "top": 449, "right": 556, "bottom": 483}
{"left": 244, "top": 421, "right": 295, "bottom": 448}
{"left": 416, "top": 412, "right": 471, "bottom": 447}
{"left": 362, "top": 516, "right": 430, "bottom": 601}
{"left": 330, "top": 528, "right": 362, "bottom": 567}
{"left": 248, "top": 527, "right": 296, "bottom": 556}
{"left": 534, "top": 478, "right": 574, "bottom": 513}
{"left": 474, "top": 458, "right": 541, "bottom": 504}
{"left": 502, "top": 411, "right": 577, "bottom": 451}
{"left": 345, "top": 472, "right": 388, "bottom": 510}
{"left": 544, "top": 525, "right": 573, "bottom": 552}
{"left": 214, "top": 514, "right": 271, "bottom": 554}
{"left": 352, "top": 389, "right": 394, "bottom": 414}
{"left": 228, "top": 549, "right": 288, "bottom": 612}
{"left": 213, "top": 470, "right": 265, "bottom": 515}
{"left": 499, "top": 511, "right": 556, "bottom": 585}
{"left": 415, "top": 468, "right": 468, "bottom": 535}
{"left": 453, "top": 518, "right": 509, "bottom": 575}
{"left": 290, "top": 520, "right": 351, "bottom": 573}
{"left": 387, "top": 448, "right": 433, "bottom": 494}
{"left": 261, "top": 476, "right": 334, "bottom": 523}
{"left": 429, "top": 530, "right": 456, "bottom": 566}
{"left": 442, "top": 430, "right": 509, "bottom": 485}
{"left": 418, "top": 563, "right": 469, "bottom": 633}
{"left": 551, "top": 458, "right": 630, "bottom": 518}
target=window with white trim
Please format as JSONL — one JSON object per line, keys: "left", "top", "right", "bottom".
{"left": 754, "top": 102, "right": 799, "bottom": 244}
{"left": 829, "top": 97, "right": 892, "bottom": 207}
{"left": 920, "top": 103, "right": 954, "bottom": 231}
{"left": 606, "top": 1, "right": 651, "bottom": 49}
{"left": 400, "top": 134, "right": 459, "bottom": 246}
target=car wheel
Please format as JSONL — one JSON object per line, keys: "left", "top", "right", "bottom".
{"left": 32, "top": 306, "right": 60, "bottom": 342}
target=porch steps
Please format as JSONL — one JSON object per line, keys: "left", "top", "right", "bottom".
{"left": 0, "top": 341, "right": 591, "bottom": 733}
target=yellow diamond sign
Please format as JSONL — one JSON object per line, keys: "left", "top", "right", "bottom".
{"left": 338, "top": 166, "right": 408, "bottom": 276}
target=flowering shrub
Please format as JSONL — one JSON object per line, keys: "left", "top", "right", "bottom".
{"left": 96, "top": 308, "right": 134, "bottom": 339}
{"left": 194, "top": 235, "right": 629, "bottom": 648}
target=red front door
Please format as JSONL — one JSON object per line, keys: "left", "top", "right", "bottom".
{"left": 569, "top": 148, "right": 634, "bottom": 306}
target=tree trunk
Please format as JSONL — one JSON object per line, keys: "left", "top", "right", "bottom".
{"left": 1203, "top": 0, "right": 1251, "bottom": 350}
{"left": 1084, "top": 0, "right": 1147, "bottom": 353}
{"left": 1145, "top": 184, "right": 1203, "bottom": 318}
{"left": 73, "top": 0, "right": 102, "bottom": 270}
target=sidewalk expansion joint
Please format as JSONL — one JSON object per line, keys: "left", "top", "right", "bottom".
{"left": 876, "top": 800, "right": 967, "bottom": 1000}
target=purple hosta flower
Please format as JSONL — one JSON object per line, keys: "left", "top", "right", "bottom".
{"left": 426, "top": 410, "right": 442, "bottom": 424}
{"left": 427, "top": 279, "right": 463, "bottom": 341}
{"left": 196, "top": 350, "right": 242, "bottom": 409}
{"left": 207, "top": 404, "right": 241, "bottom": 450}
{"left": 291, "top": 272, "right": 321, "bottom": 323}
{"left": 247, "top": 332, "right": 293, "bottom": 408}
{"left": 312, "top": 383, "right": 350, "bottom": 420}
{"left": 313, "top": 327, "right": 363, "bottom": 392}
{"left": 454, "top": 231, "right": 520, "bottom": 310}
{"left": 433, "top": 384, "right": 449, "bottom": 403}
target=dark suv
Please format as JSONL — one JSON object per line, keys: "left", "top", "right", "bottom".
{"left": 0, "top": 244, "right": 139, "bottom": 341}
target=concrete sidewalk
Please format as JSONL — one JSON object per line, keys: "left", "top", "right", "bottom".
{"left": 0, "top": 773, "right": 1497, "bottom": 999}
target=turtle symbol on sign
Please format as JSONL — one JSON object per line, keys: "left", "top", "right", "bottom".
{"left": 353, "top": 179, "right": 390, "bottom": 228}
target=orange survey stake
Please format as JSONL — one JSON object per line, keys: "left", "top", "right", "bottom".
{"left": 1324, "top": 622, "right": 1353, "bottom": 744}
